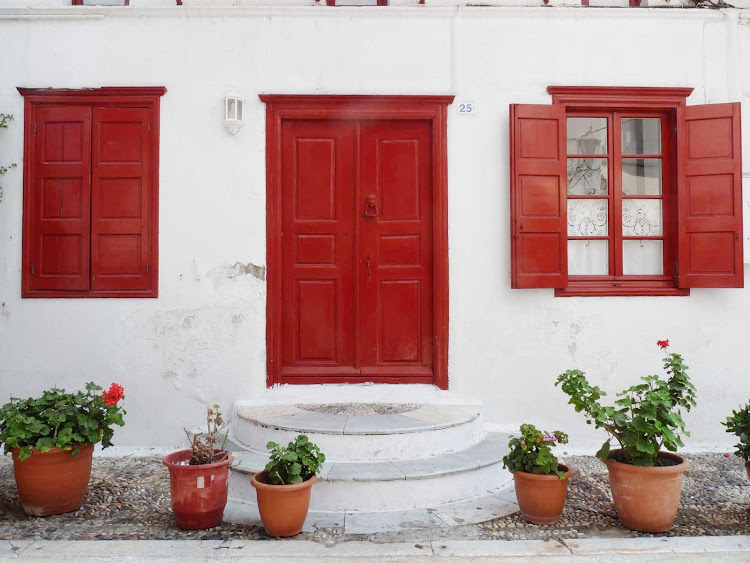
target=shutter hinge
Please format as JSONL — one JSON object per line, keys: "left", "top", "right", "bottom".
{"left": 147, "top": 122, "right": 151, "bottom": 133}
{"left": 31, "top": 264, "right": 35, "bottom": 275}
{"left": 146, "top": 264, "right": 150, "bottom": 274}
{"left": 33, "top": 123, "right": 37, "bottom": 135}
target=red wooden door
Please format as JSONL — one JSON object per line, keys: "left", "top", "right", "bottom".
{"left": 280, "top": 119, "right": 433, "bottom": 383}
{"left": 358, "top": 121, "right": 433, "bottom": 380}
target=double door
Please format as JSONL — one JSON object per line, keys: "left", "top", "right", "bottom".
{"left": 280, "top": 119, "right": 434, "bottom": 383}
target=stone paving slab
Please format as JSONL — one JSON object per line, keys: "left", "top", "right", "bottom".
{"left": 564, "top": 535, "right": 750, "bottom": 555}
{"left": 258, "top": 411, "right": 347, "bottom": 434}
{"left": 326, "top": 460, "right": 405, "bottom": 482}
{"left": 432, "top": 539, "right": 571, "bottom": 557}
{"left": 452, "top": 432, "right": 508, "bottom": 468}
{"left": 236, "top": 405, "right": 302, "bottom": 423}
{"left": 391, "top": 454, "right": 479, "bottom": 479}
{"left": 343, "top": 414, "right": 432, "bottom": 434}
{"left": 432, "top": 495, "right": 519, "bottom": 527}
{"left": 344, "top": 508, "right": 447, "bottom": 534}
{"left": 402, "top": 404, "right": 481, "bottom": 427}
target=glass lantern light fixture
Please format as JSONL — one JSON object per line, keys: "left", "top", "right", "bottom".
{"left": 223, "top": 89, "right": 245, "bottom": 135}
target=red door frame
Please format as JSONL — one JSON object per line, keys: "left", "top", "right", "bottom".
{"left": 262, "top": 95, "right": 454, "bottom": 390}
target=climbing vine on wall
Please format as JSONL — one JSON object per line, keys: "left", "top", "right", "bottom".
{"left": 0, "top": 113, "right": 17, "bottom": 202}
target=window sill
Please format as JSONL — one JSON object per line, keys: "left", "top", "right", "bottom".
{"left": 555, "top": 281, "right": 689, "bottom": 297}
{"left": 22, "top": 289, "right": 157, "bottom": 299}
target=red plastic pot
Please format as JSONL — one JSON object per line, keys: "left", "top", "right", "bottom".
{"left": 12, "top": 444, "right": 94, "bottom": 516}
{"left": 163, "top": 449, "right": 234, "bottom": 530}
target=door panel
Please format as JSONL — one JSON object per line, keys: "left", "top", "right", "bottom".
{"left": 281, "top": 120, "right": 356, "bottom": 372}
{"left": 280, "top": 119, "right": 434, "bottom": 381}
{"left": 359, "top": 121, "right": 433, "bottom": 372}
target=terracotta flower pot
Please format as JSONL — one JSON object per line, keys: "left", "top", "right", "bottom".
{"left": 513, "top": 464, "right": 574, "bottom": 525}
{"left": 603, "top": 449, "right": 689, "bottom": 533}
{"left": 12, "top": 444, "right": 94, "bottom": 517}
{"left": 251, "top": 470, "right": 317, "bottom": 537}
{"left": 162, "top": 450, "right": 234, "bottom": 530}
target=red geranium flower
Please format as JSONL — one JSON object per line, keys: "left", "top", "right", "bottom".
{"left": 103, "top": 383, "right": 124, "bottom": 406}
{"left": 657, "top": 339, "right": 670, "bottom": 349}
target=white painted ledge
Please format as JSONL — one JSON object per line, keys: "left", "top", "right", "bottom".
{"left": 1, "top": 536, "right": 749, "bottom": 561}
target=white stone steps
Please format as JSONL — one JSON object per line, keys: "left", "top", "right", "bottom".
{"left": 231, "top": 403, "right": 484, "bottom": 462}
{"left": 229, "top": 432, "right": 512, "bottom": 512}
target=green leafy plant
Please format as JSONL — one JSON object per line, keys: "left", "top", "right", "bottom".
{"left": 723, "top": 402, "right": 750, "bottom": 463}
{"left": 185, "top": 404, "right": 230, "bottom": 465}
{"left": 264, "top": 434, "right": 325, "bottom": 485}
{"left": 556, "top": 340, "right": 696, "bottom": 467}
{"left": 502, "top": 424, "right": 569, "bottom": 479}
{"left": 0, "top": 382, "right": 126, "bottom": 461}
{"left": 0, "top": 113, "right": 17, "bottom": 203}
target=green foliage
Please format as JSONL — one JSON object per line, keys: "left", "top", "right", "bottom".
{"left": 502, "top": 424, "right": 569, "bottom": 479}
{"left": 0, "top": 382, "right": 126, "bottom": 461}
{"left": 555, "top": 343, "right": 696, "bottom": 467}
{"left": 723, "top": 402, "right": 750, "bottom": 462}
{"left": 264, "top": 434, "right": 325, "bottom": 485}
{"left": 0, "top": 113, "right": 17, "bottom": 203}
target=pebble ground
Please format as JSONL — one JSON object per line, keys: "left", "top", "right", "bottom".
{"left": 0, "top": 453, "right": 746, "bottom": 542}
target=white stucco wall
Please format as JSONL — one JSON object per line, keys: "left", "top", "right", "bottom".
{"left": 0, "top": 4, "right": 749, "bottom": 452}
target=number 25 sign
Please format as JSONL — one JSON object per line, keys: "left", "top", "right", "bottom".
{"left": 457, "top": 102, "right": 476, "bottom": 116}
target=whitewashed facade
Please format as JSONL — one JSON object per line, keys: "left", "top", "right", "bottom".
{"left": 0, "top": 0, "right": 749, "bottom": 452}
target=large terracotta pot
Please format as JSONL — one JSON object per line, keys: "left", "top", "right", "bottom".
{"left": 12, "top": 444, "right": 94, "bottom": 516}
{"left": 162, "top": 450, "right": 234, "bottom": 530}
{"left": 251, "top": 471, "right": 317, "bottom": 537}
{"left": 603, "top": 449, "right": 689, "bottom": 533}
{"left": 513, "top": 464, "right": 574, "bottom": 525}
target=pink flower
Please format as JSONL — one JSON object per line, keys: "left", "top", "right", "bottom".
{"left": 543, "top": 435, "right": 556, "bottom": 442}
{"left": 520, "top": 440, "right": 525, "bottom": 445}
{"left": 723, "top": 453, "right": 732, "bottom": 458}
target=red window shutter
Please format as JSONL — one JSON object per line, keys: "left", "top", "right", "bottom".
{"left": 28, "top": 106, "right": 92, "bottom": 291}
{"left": 510, "top": 104, "right": 568, "bottom": 288}
{"left": 90, "top": 107, "right": 152, "bottom": 291}
{"left": 677, "top": 102, "right": 743, "bottom": 288}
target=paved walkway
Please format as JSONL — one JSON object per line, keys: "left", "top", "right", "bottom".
{"left": 0, "top": 536, "right": 748, "bottom": 562}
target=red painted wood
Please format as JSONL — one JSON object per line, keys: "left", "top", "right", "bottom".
{"left": 281, "top": 120, "right": 356, "bottom": 371}
{"left": 359, "top": 120, "right": 433, "bottom": 371}
{"left": 27, "top": 106, "right": 92, "bottom": 291}
{"left": 510, "top": 104, "right": 568, "bottom": 288}
{"left": 547, "top": 86, "right": 693, "bottom": 297}
{"left": 20, "top": 87, "right": 164, "bottom": 298}
{"left": 263, "top": 95, "right": 452, "bottom": 389}
{"left": 677, "top": 102, "right": 743, "bottom": 288}
{"left": 91, "top": 107, "right": 152, "bottom": 291}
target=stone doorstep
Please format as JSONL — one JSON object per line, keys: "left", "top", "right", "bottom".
{"left": 236, "top": 404, "right": 481, "bottom": 435}
{"left": 230, "top": 432, "right": 508, "bottom": 482}
{"left": 3, "top": 536, "right": 749, "bottom": 560}
{"left": 224, "top": 486, "right": 520, "bottom": 532}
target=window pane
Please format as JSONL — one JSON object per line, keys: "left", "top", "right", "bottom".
{"left": 623, "top": 240, "right": 663, "bottom": 275}
{"left": 568, "top": 158, "right": 608, "bottom": 195}
{"left": 621, "top": 118, "right": 661, "bottom": 155}
{"left": 567, "top": 118, "right": 607, "bottom": 155}
{"left": 568, "top": 199, "right": 608, "bottom": 237}
{"left": 622, "top": 158, "right": 662, "bottom": 195}
{"left": 569, "top": 240, "right": 608, "bottom": 276}
{"left": 622, "top": 199, "right": 662, "bottom": 236}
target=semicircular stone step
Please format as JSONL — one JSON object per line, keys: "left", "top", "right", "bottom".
{"left": 231, "top": 403, "right": 484, "bottom": 462}
{"left": 229, "top": 432, "right": 511, "bottom": 513}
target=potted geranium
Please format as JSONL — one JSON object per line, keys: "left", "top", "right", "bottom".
{"left": 0, "top": 382, "right": 125, "bottom": 516}
{"left": 163, "top": 405, "right": 234, "bottom": 530}
{"left": 556, "top": 340, "right": 696, "bottom": 533}
{"left": 502, "top": 424, "right": 573, "bottom": 524}
{"left": 722, "top": 401, "right": 750, "bottom": 480}
{"left": 251, "top": 434, "right": 325, "bottom": 537}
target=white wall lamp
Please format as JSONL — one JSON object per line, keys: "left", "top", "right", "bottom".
{"left": 223, "top": 90, "right": 245, "bottom": 135}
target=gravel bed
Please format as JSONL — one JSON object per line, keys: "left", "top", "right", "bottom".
{"left": 478, "top": 454, "right": 750, "bottom": 541}
{"left": 297, "top": 403, "right": 420, "bottom": 416}
{"left": 0, "top": 453, "right": 747, "bottom": 542}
